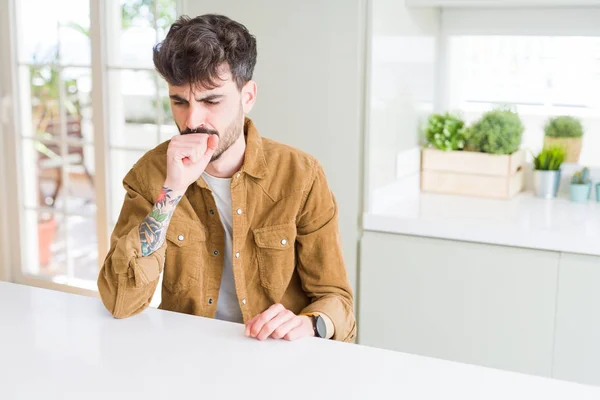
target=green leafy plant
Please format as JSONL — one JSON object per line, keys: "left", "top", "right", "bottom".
{"left": 545, "top": 116, "right": 584, "bottom": 138}
{"left": 425, "top": 112, "right": 466, "bottom": 151}
{"left": 533, "top": 146, "right": 566, "bottom": 171}
{"left": 571, "top": 167, "right": 591, "bottom": 184}
{"left": 465, "top": 109, "right": 524, "bottom": 155}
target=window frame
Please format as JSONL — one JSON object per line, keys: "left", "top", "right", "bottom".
{"left": 1, "top": 0, "right": 184, "bottom": 295}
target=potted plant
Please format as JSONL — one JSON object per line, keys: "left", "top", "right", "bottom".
{"left": 465, "top": 108, "right": 524, "bottom": 155}
{"left": 533, "top": 146, "right": 566, "bottom": 199}
{"left": 424, "top": 112, "right": 466, "bottom": 151}
{"left": 421, "top": 108, "right": 526, "bottom": 199}
{"left": 543, "top": 116, "right": 584, "bottom": 163}
{"left": 569, "top": 167, "right": 592, "bottom": 203}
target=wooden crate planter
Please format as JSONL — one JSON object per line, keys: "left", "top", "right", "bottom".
{"left": 420, "top": 148, "right": 526, "bottom": 199}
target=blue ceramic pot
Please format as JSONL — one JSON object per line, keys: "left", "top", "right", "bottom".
{"left": 570, "top": 183, "right": 591, "bottom": 203}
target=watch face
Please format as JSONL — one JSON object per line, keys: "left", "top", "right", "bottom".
{"left": 315, "top": 315, "right": 327, "bottom": 338}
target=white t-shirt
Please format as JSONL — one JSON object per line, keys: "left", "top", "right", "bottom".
{"left": 202, "top": 172, "right": 244, "bottom": 324}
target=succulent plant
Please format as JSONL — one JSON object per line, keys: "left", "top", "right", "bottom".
{"left": 571, "top": 167, "right": 591, "bottom": 184}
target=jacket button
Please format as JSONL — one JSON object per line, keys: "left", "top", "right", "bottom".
{"left": 281, "top": 239, "right": 287, "bottom": 245}
{"left": 213, "top": 250, "right": 219, "bottom": 256}
{"left": 209, "top": 210, "right": 215, "bottom": 215}
{"left": 241, "top": 298, "right": 247, "bottom": 305}
{"left": 235, "top": 252, "right": 240, "bottom": 258}
{"left": 236, "top": 208, "right": 242, "bottom": 215}
{"left": 177, "top": 235, "right": 184, "bottom": 241}
{"left": 236, "top": 173, "right": 241, "bottom": 178}
{"left": 208, "top": 298, "right": 213, "bottom": 305}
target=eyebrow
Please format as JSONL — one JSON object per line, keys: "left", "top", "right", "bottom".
{"left": 169, "top": 94, "right": 225, "bottom": 102}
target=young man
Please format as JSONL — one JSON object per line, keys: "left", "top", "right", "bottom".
{"left": 98, "top": 14, "right": 356, "bottom": 342}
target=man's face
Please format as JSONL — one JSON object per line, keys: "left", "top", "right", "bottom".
{"left": 168, "top": 66, "right": 255, "bottom": 162}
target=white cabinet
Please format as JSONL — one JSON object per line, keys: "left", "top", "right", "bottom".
{"left": 553, "top": 253, "right": 600, "bottom": 386}
{"left": 359, "top": 231, "right": 560, "bottom": 377}
{"left": 406, "top": 0, "right": 600, "bottom": 7}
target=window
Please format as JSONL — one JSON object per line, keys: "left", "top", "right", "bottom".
{"left": 11, "top": 0, "right": 178, "bottom": 292}
{"left": 447, "top": 35, "right": 600, "bottom": 166}
{"left": 440, "top": 8, "right": 600, "bottom": 167}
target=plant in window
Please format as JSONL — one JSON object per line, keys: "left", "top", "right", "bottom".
{"left": 465, "top": 108, "right": 524, "bottom": 155}
{"left": 424, "top": 112, "right": 466, "bottom": 151}
{"left": 544, "top": 116, "right": 584, "bottom": 163}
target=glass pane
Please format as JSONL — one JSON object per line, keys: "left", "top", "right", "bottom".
{"left": 63, "top": 68, "right": 93, "bottom": 142}
{"left": 70, "top": 216, "right": 99, "bottom": 282}
{"left": 155, "top": 0, "right": 177, "bottom": 40}
{"left": 64, "top": 145, "right": 96, "bottom": 217}
{"left": 24, "top": 66, "right": 91, "bottom": 142}
{"left": 21, "top": 139, "right": 63, "bottom": 209}
{"left": 107, "top": 69, "right": 160, "bottom": 149}
{"left": 159, "top": 124, "right": 179, "bottom": 144}
{"left": 22, "top": 211, "right": 66, "bottom": 278}
{"left": 28, "top": 64, "right": 60, "bottom": 140}
{"left": 106, "top": 0, "right": 176, "bottom": 68}
{"left": 17, "top": 0, "right": 91, "bottom": 65}
{"left": 109, "top": 149, "right": 147, "bottom": 225}
{"left": 448, "top": 36, "right": 600, "bottom": 167}
{"left": 157, "top": 75, "right": 175, "bottom": 126}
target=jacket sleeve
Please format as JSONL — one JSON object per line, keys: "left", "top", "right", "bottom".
{"left": 295, "top": 160, "right": 356, "bottom": 342}
{"left": 97, "top": 168, "right": 166, "bottom": 318}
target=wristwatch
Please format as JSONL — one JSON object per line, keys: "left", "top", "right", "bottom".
{"left": 304, "top": 313, "right": 327, "bottom": 338}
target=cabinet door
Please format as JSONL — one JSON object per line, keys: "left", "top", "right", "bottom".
{"left": 359, "top": 232, "right": 559, "bottom": 377}
{"left": 553, "top": 253, "right": 600, "bottom": 386}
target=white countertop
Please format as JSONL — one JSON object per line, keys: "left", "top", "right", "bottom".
{"left": 1, "top": 282, "right": 600, "bottom": 399}
{"left": 364, "top": 180, "right": 600, "bottom": 256}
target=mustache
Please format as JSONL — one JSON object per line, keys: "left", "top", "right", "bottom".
{"left": 179, "top": 126, "right": 220, "bottom": 136}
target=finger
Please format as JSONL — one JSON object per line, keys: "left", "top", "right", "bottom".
{"left": 249, "top": 303, "right": 286, "bottom": 338}
{"left": 172, "top": 133, "right": 210, "bottom": 144}
{"left": 270, "top": 315, "right": 303, "bottom": 340}
{"left": 245, "top": 315, "right": 260, "bottom": 337}
{"left": 256, "top": 309, "right": 295, "bottom": 341}
{"left": 206, "top": 134, "right": 219, "bottom": 152}
{"left": 169, "top": 145, "right": 203, "bottom": 164}
{"left": 284, "top": 318, "right": 313, "bottom": 341}
{"left": 245, "top": 303, "right": 283, "bottom": 336}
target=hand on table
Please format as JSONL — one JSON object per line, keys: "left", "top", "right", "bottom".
{"left": 245, "top": 303, "right": 314, "bottom": 341}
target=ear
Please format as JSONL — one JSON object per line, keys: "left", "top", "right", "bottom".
{"left": 241, "top": 80, "right": 257, "bottom": 114}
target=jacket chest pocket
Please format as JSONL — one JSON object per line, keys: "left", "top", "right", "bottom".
{"left": 253, "top": 223, "right": 297, "bottom": 290}
{"left": 164, "top": 223, "right": 207, "bottom": 292}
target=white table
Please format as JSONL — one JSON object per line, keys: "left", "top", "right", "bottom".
{"left": 1, "top": 281, "right": 600, "bottom": 399}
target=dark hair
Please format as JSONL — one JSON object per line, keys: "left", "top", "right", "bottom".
{"left": 153, "top": 14, "right": 257, "bottom": 90}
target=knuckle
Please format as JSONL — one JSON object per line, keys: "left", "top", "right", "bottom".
{"left": 264, "top": 321, "right": 277, "bottom": 332}
{"left": 272, "top": 328, "right": 284, "bottom": 339}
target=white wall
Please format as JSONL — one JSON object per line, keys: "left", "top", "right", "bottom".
{"left": 364, "top": 0, "right": 439, "bottom": 212}
{"left": 182, "top": 0, "right": 367, "bottom": 291}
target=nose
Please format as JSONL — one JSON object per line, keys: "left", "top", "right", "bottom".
{"left": 183, "top": 102, "right": 208, "bottom": 131}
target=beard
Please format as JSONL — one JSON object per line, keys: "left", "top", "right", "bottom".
{"left": 178, "top": 104, "right": 244, "bottom": 162}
